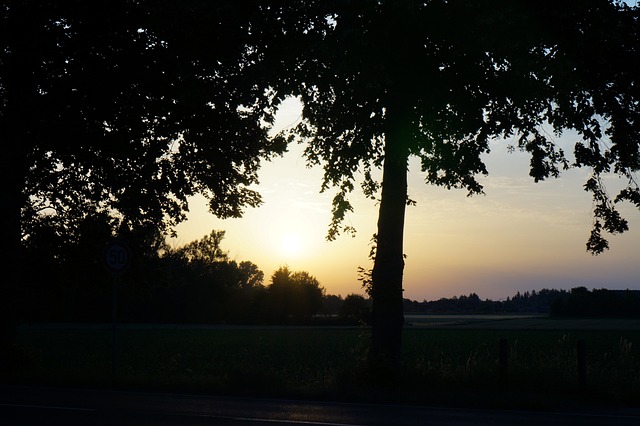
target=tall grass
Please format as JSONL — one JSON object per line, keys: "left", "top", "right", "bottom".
{"left": 402, "top": 329, "right": 640, "bottom": 406}
{"left": 9, "top": 326, "right": 640, "bottom": 407}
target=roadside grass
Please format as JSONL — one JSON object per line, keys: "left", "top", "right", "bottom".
{"left": 7, "top": 320, "right": 640, "bottom": 409}
{"left": 401, "top": 328, "right": 640, "bottom": 407}
{"left": 10, "top": 327, "right": 365, "bottom": 397}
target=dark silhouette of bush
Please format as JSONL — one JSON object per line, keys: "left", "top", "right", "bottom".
{"left": 550, "top": 287, "right": 640, "bottom": 318}
{"left": 339, "top": 294, "right": 371, "bottom": 324}
{"left": 264, "top": 267, "right": 325, "bottom": 323}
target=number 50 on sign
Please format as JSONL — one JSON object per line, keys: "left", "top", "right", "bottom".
{"left": 104, "top": 241, "right": 131, "bottom": 274}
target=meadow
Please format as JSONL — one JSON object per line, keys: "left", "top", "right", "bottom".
{"left": 8, "top": 316, "right": 640, "bottom": 409}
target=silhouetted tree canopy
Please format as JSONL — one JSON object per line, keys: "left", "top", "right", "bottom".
{"left": 266, "top": 266, "right": 325, "bottom": 323}
{"left": 551, "top": 287, "right": 640, "bottom": 318}
{"left": 266, "top": 0, "right": 640, "bottom": 365}
{"left": 1, "top": 0, "right": 285, "bottom": 346}
{"left": 21, "top": 213, "right": 169, "bottom": 322}
{"left": 173, "top": 230, "right": 229, "bottom": 265}
{"left": 20, "top": 226, "right": 271, "bottom": 324}
{"left": 6, "top": 1, "right": 284, "bottom": 239}
{"left": 404, "top": 289, "right": 567, "bottom": 314}
{"left": 340, "top": 294, "right": 372, "bottom": 324}
{"left": 3, "top": 0, "right": 639, "bottom": 372}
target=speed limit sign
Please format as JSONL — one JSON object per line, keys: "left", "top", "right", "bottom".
{"left": 104, "top": 240, "right": 131, "bottom": 274}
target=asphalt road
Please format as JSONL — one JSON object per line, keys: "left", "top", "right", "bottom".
{"left": 1, "top": 385, "right": 639, "bottom": 426}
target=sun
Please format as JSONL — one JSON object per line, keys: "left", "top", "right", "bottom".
{"left": 281, "top": 233, "right": 304, "bottom": 257}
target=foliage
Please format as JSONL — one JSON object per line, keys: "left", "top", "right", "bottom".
{"left": 403, "top": 288, "right": 640, "bottom": 317}
{"left": 128, "top": 231, "right": 268, "bottom": 324}
{"left": 551, "top": 287, "right": 640, "bottom": 318}
{"left": 4, "top": 0, "right": 286, "bottom": 246}
{"left": 7, "top": 0, "right": 640, "bottom": 367}
{"left": 319, "top": 294, "right": 343, "bottom": 316}
{"left": 339, "top": 294, "right": 372, "bottom": 324}
{"left": 19, "top": 223, "right": 344, "bottom": 325}
{"left": 272, "top": 0, "right": 640, "bottom": 249}
{"left": 263, "top": 0, "right": 640, "bottom": 364}
{"left": 172, "top": 230, "right": 229, "bottom": 265}
{"left": 1, "top": 0, "right": 289, "bottom": 347}
{"left": 20, "top": 213, "right": 161, "bottom": 323}
{"left": 266, "top": 266, "right": 325, "bottom": 323}
{"left": 404, "top": 289, "right": 568, "bottom": 314}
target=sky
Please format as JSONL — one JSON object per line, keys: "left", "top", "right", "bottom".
{"left": 171, "top": 97, "right": 640, "bottom": 301}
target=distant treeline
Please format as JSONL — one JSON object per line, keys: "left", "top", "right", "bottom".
{"left": 404, "top": 287, "right": 640, "bottom": 318}
{"left": 550, "top": 287, "right": 640, "bottom": 318}
{"left": 403, "top": 289, "right": 561, "bottom": 314}
{"left": 20, "top": 223, "right": 371, "bottom": 325}
{"left": 20, "top": 218, "right": 638, "bottom": 323}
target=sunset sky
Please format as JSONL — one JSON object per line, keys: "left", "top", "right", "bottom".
{"left": 172, "top": 98, "right": 640, "bottom": 301}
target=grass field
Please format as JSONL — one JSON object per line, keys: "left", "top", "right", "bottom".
{"left": 405, "top": 314, "right": 640, "bottom": 330}
{"left": 7, "top": 316, "right": 640, "bottom": 409}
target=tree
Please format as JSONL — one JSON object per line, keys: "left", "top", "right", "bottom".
{"left": 1, "top": 1, "right": 285, "bottom": 349}
{"left": 267, "top": 266, "right": 325, "bottom": 322}
{"left": 158, "top": 230, "right": 268, "bottom": 323}
{"left": 340, "top": 294, "right": 372, "bottom": 324}
{"left": 237, "top": 260, "right": 265, "bottom": 290}
{"left": 320, "top": 294, "right": 344, "bottom": 316}
{"left": 174, "top": 230, "right": 229, "bottom": 265}
{"left": 268, "top": 1, "right": 640, "bottom": 366}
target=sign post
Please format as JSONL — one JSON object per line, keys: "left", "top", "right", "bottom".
{"left": 103, "top": 240, "right": 131, "bottom": 377}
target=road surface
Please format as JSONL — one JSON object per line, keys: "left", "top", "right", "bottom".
{"left": 1, "top": 385, "right": 639, "bottom": 425}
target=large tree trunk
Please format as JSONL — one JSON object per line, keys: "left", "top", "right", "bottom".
{"left": 369, "top": 102, "right": 409, "bottom": 370}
